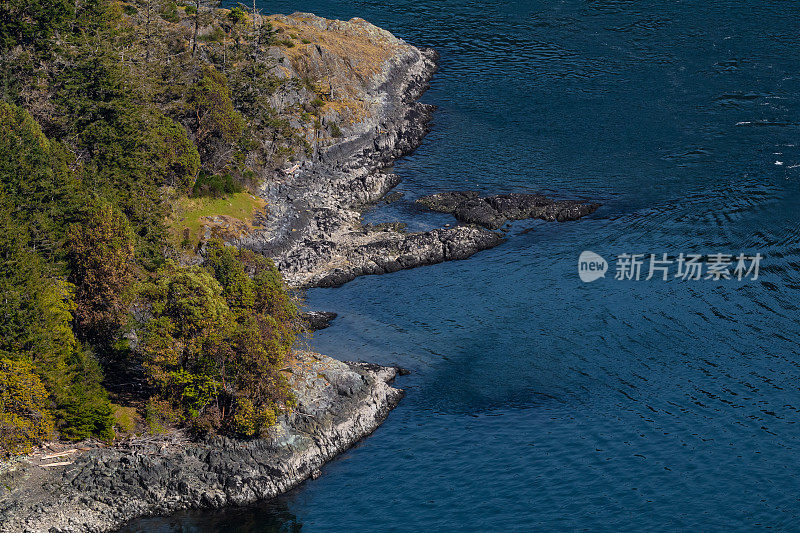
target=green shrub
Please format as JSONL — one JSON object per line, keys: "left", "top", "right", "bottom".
{"left": 231, "top": 398, "right": 276, "bottom": 437}
{"left": 111, "top": 404, "right": 137, "bottom": 435}
{"left": 0, "top": 358, "right": 54, "bottom": 456}
{"left": 330, "top": 122, "right": 343, "bottom": 138}
{"left": 227, "top": 6, "right": 247, "bottom": 25}
{"left": 166, "top": 369, "right": 219, "bottom": 418}
{"left": 200, "top": 26, "right": 226, "bottom": 42}
{"left": 136, "top": 245, "right": 300, "bottom": 435}
{"left": 189, "top": 66, "right": 246, "bottom": 145}
{"left": 191, "top": 171, "right": 242, "bottom": 198}
{"left": 203, "top": 240, "right": 255, "bottom": 314}
{"left": 160, "top": 1, "right": 179, "bottom": 22}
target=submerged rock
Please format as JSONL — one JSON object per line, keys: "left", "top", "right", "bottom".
{"left": 416, "top": 191, "right": 600, "bottom": 229}
{"left": 382, "top": 191, "right": 405, "bottom": 203}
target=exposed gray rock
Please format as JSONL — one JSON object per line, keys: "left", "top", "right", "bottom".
{"left": 235, "top": 19, "right": 506, "bottom": 288}
{"left": 416, "top": 191, "right": 478, "bottom": 213}
{"left": 416, "top": 191, "right": 601, "bottom": 229}
{"left": 301, "top": 310, "right": 338, "bottom": 330}
{"left": 309, "top": 226, "right": 505, "bottom": 288}
{"left": 453, "top": 197, "right": 509, "bottom": 230}
{"left": 0, "top": 352, "right": 402, "bottom": 533}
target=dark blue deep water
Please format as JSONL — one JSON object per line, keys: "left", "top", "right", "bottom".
{"left": 129, "top": 1, "right": 800, "bottom": 531}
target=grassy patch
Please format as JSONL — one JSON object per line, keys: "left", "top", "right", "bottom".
{"left": 111, "top": 404, "right": 139, "bottom": 436}
{"left": 268, "top": 14, "right": 396, "bottom": 79}
{"left": 168, "top": 193, "right": 266, "bottom": 249}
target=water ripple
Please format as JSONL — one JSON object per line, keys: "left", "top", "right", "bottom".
{"left": 128, "top": 0, "right": 800, "bottom": 531}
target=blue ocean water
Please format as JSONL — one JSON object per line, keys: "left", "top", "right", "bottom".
{"left": 128, "top": 1, "right": 800, "bottom": 531}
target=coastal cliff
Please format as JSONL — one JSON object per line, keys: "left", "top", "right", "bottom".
{"left": 0, "top": 352, "right": 402, "bottom": 533}
{"left": 235, "top": 13, "right": 505, "bottom": 288}
{"left": 0, "top": 10, "right": 600, "bottom": 532}
{"left": 0, "top": 13, "right": 428, "bottom": 533}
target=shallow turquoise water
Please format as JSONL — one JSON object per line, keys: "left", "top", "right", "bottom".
{"left": 127, "top": 1, "right": 800, "bottom": 530}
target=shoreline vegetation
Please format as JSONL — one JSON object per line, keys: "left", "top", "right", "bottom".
{"left": 0, "top": 1, "right": 438, "bottom": 529}
{"left": 0, "top": 1, "right": 599, "bottom": 530}
{"left": 0, "top": 0, "right": 343, "bottom": 460}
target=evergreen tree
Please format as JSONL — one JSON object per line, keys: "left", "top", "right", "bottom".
{"left": 0, "top": 155, "right": 113, "bottom": 444}
{"left": 0, "top": 102, "right": 86, "bottom": 265}
{"left": 0, "top": 193, "right": 74, "bottom": 375}
{"left": 0, "top": 0, "right": 74, "bottom": 50}
{"left": 56, "top": 348, "right": 114, "bottom": 442}
{"left": 67, "top": 201, "right": 135, "bottom": 346}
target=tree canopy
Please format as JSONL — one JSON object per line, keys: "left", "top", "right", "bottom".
{"left": 0, "top": 0, "right": 313, "bottom": 455}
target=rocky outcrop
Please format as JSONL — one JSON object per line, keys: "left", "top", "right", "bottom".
{"left": 233, "top": 15, "right": 601, "bottom": 288}
{"left": 417, "top": 192, "right": 601, "bottom": 230}
{"left": 0, "top": 352, "right": 402, "bottom": 533}
{"left": 301, "top": 310, "right": 338, "bottom": 330}
{"left": 308, "top": 226, "right": 505, "bottom": 288}
{"left": 235, "top": 14, "right": 506, "bottom": 288}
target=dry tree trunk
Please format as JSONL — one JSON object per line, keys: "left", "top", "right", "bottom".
{"left": 192, "top": 0, "right": 200, "bottom": 57}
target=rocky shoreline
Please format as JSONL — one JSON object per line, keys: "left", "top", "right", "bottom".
{"left": 234, "top": 16, "right": 598, "bottom": 289}
{"left": 0, "top": 17, "right": 440, "bottom": 532}
{"left": 235, "top": 16, "right": 506, "bottom": 289}
{"left": 0, "top": 13, "right": 602, "bottom": 533}
{"left": 0, "top": 352, "right": 402, "bottom": 533}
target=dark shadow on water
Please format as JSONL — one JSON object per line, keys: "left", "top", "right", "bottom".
{"left": 118, "top": 498, "right": 301, "bottom": 533}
